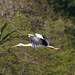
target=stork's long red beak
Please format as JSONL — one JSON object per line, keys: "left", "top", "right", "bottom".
{"left": 53, "top": 48, "right": 62, "bottom": 50}
{"left": 11, "top": 45, "right": 19, "bottom": 48}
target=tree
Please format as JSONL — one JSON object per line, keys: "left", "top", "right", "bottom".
{"left": 53, "top": 0, "right": 75, "bottom": 17}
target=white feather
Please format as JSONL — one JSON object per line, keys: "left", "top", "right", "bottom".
{"left": 28, "top": 34, "right": 34, "bottom": 37}
{"left": 35, "top": 33, "right": 43, "bottom": 39}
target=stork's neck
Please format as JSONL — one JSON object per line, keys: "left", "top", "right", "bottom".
{"left": 19, "top": 43, "right": 32, "bottom": 47}
{"left": 47, "top": 45, "right": 54, "bottom": 49}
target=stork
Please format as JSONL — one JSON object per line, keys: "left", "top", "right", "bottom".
{"left": 11, "top": 33, "right": 61, "bottom": 50}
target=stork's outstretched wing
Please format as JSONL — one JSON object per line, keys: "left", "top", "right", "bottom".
{"left": 28, "top": 34, "right": 40, "bottom": 47}
{"left": 35, "top": 33, "right": 50, "bottom": 46}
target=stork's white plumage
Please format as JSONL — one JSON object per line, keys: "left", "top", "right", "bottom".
{"left": 11, "top": 33, "right": 61, "bottom": 50}
{"left": 35, "top": 33, "right": 43, "bottom": 39}
{"left": 28, "top": 34, "right": 34, "bottom": 37}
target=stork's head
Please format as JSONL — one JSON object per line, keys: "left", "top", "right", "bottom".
{"left": 11, "top": 43, "right": 23, "bottom": 48}
{"left": 28, "top": 34, "right": 34, "bottom": 37}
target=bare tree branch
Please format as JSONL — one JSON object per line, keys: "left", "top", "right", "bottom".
{"left": 21, "top": 59, "right": 33, "bottom": 75}
{"left": 11, "top": 24, "right": 24, "bottom": 36}
{"left": 0, "top": 29, "right": 16, "bottom": 43}
{"left": 0, "top": 22, "right": 9, "bottom": 39}
{"left": 52, "top": 10, "right": 64, "bottom": 20}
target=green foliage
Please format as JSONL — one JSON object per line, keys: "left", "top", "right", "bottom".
{"left": 0, "top": 0, "right": 75, "bottom": 75}
{"left": 53, "top": 0, "right": 75, "bottom": 16}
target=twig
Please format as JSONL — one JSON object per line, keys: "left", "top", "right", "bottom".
{"left": 52, "top": 10, "right": 64, "bottom": 20}
{"left": 21, "top": 51, "right": 52, "bottom": 75}
{"left": 0, "top": 22, "right": 9, "bottom": 39}
{"left": 1, "top": 46, "right": 22, "bottom": 62}
{"left": 0, "top": 29, "right": 16, "bottom": 43}
{"left": 11, "top": 24, "right": 24, "bottom": 36}
{"left": 21, "top": 59, "right": 33, "bottom": 75}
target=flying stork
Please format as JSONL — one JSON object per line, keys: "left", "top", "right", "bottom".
{"left": 11, "top": 33, "right": 61, "bottom": 50}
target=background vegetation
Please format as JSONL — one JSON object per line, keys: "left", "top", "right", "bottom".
{"left": 0, "top": 0, "right": 75, "bottom": 75}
